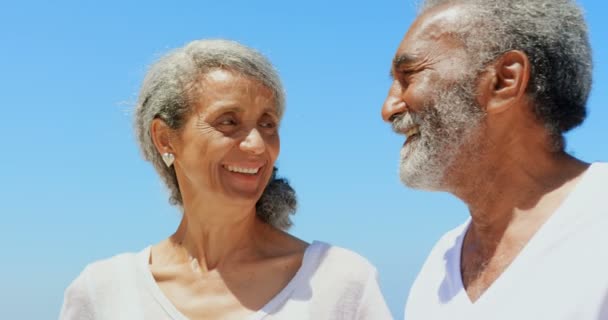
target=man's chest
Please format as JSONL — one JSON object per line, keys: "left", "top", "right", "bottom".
{"left": 409, "top": 240, "right": 608, "bottom": 320}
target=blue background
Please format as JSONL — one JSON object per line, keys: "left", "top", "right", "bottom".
{"left": 1, "top": 0, "right": 606, "bottom": 318}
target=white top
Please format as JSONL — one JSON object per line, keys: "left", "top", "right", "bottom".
{"left": 60, "top": 241, "right": 393, "bottom": 320}
{"left": 404, "top": 162, "right": 608, "bottom": 320}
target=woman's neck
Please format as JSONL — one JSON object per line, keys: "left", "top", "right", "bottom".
{"left": 170, "top": 196, "right": 268, "bottom": 272}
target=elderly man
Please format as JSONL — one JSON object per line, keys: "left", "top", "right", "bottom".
{"left": 382, "top": 0, "right": 607, "bottom": 319}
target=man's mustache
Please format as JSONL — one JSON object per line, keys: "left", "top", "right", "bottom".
{"left": 391, "top": 112, "right": 419, "bottom": 134}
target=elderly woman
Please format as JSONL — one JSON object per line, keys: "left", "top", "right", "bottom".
{"left": 59, "top": 39, "right": 391, "bottom": 320}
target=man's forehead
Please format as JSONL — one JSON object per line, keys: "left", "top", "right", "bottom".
{"left": 398, "top": 3, "right": 470, "bottom": 54}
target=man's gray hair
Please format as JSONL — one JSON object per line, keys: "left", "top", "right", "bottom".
{"left": 421, "top": 0, "right": 592, "bottom": 149}
{"left": 134, "top": 39, "right": 296, "bottom": 229}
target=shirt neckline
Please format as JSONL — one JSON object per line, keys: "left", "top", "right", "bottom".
{"left": 452, "top": 162, "right": 598, "bottom": 306}
{"left": 137, "top": 240, "right": 328, "bottom": 320}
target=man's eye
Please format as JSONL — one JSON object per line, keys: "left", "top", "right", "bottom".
{"left": 397, "top": 71, "right": 415, "bottom": 86}
{"left": 399, "top": 70, "right": 415, "bottom": 79}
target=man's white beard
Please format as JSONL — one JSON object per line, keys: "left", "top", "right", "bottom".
{"left": 397, "top": 80, "right": 485, "bottom": 191}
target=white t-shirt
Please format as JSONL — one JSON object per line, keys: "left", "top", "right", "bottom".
{"left": 404, "top": 162, "right": 608, "bottom": 320}
{"left": 60, "top": 241, "right": 393, "bottom": 320}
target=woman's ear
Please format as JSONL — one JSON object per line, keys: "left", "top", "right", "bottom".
{"left": 477, "top": 50, "right": 530, "bottom": 114}
{"left": 150, "top": 118, "right": 176, "bottom": 155}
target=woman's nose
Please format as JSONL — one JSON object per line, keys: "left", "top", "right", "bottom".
{"left": 239, "top": 128, "right": 265, "bottom": 155}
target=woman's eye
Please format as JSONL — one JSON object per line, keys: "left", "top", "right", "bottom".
{"left": 259, "top": 121, "right": 277, "bottom": 129}
{"left": 217, "top": 116, "right": 237, "bottom": 126}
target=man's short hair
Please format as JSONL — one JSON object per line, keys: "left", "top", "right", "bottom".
{"left": 422, "top": 0, "right": 593, "bottom": 147}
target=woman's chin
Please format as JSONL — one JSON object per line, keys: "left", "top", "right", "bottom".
{"left": 220, "top": 171, "right": 269, "bottom": 201}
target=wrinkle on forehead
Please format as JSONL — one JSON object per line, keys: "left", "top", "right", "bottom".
{"left": 192, "top": 69, "right": 277, "bottom": 115}
{"left": 407, "top": 3, "right": 473, "bottom": 47}
{"left": 393, "top": 3, "right": 474, "bottom": 75}
{"left": 391, "top": 53, "right": 433, "bottom": 79}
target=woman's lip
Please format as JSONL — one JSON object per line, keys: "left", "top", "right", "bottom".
{"left": 222, "top": 159, "right": 266, "bottom": 166}
{"left": 222, "top": 164, "right": 265, "bottom": 175}
{"left": 224, "top": 164, "right": 263, "bottom": 169}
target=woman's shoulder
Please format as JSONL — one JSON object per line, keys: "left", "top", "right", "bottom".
{"left": 60, "top": 248, "right": 150, "bottom": 319}
{"left": 307, "top": 241, "right": 378, "bottom": 281}
{"left": 85, "top": 248, "right": 145, "bottom": 275}
{"left": 291, "top": 241, "right": 389, "bottom": 317}
{"left": 69, "top": 248, "right": 148, "bottom": 292}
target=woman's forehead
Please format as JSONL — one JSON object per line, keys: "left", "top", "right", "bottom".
{"left": 200, "top": 69, "right": 273, "bottom": 96}
{"left": 192, "top": 69, "right": 277, "bottom": 114}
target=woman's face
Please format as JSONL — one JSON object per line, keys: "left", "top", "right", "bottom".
{"left": 172, "top": 69, "right": 280, "bottom": 204}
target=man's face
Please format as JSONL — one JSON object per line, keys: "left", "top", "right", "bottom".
{"left": 382, "top": 4, "right": 486, "bottom": 190}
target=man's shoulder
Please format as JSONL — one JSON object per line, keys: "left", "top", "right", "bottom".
{"left": 411, "top": 220, "right": 469, "bottom": 281}
{"left": 585, "top": 162, "right": 608, "bottom": 188}
{"left": 411, "top": 220, "right": 469, "bottom": 278}
{"left": 566, "top": 162, "right": 608, "bottom": 209}
{"left": 590, "top": 162, "right": 608, "bottom": 170}
{"left": 404, "top": 221, "right": 469, "bottom": 318}
{"left": 584, "top": 162, "right": 608, "bottom": 179}
{"left": 431, "top": 220, "right": 469, "bottom": 255}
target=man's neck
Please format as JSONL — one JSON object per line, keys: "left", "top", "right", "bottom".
{"left": 452, "top": 150, "right": 589, "bottom": 301}
{"left": 458, "top": 152, "right": 588, "bottom": 244}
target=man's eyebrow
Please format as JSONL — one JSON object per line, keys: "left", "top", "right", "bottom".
{"left": 390, "top": 53, "right": 421, "bottom": 79}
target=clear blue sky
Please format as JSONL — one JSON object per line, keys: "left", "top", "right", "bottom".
{"left": 1, "top": 0, "right": 606, "bottom": 318}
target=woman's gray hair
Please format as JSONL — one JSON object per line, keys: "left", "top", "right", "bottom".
{"left": 134, "top": 39, "right": 296, "bottom": 229}
{"left": 421, "top": 0, "right": 592, "bottom": 150}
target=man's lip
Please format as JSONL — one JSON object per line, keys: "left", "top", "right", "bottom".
{"left": 398, "top": 125, "right": 420, "bottom": 139}
{"left": 403, "top": 134, "right": 419, "bottom": 146}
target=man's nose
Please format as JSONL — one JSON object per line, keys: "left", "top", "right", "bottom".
{"left": 240, "top": 128, "right": 265, "bottom": 155}
{"left": 381, "top": 81, "right": 407, "bottom": 122}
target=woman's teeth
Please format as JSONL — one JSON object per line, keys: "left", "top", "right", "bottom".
{"left": 225, "top": 165, "right": 259, "bottom": 175}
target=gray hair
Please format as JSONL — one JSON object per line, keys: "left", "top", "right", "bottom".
{"left": 420, "top": 0, "right": 593, "bottom": 149}
{"left": 134, "top": 39, "right": 296, "bottom": 229}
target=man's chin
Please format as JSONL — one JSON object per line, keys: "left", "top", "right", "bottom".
{"left": 399, "top": 164, "right": 445, "bottom": 191}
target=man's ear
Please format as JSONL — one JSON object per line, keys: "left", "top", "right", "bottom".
{"left": 477, "top": 50, "right": 530, "bottom": 114}
{"left": 150, "top": 118, "right": 176, "bottom": 155}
